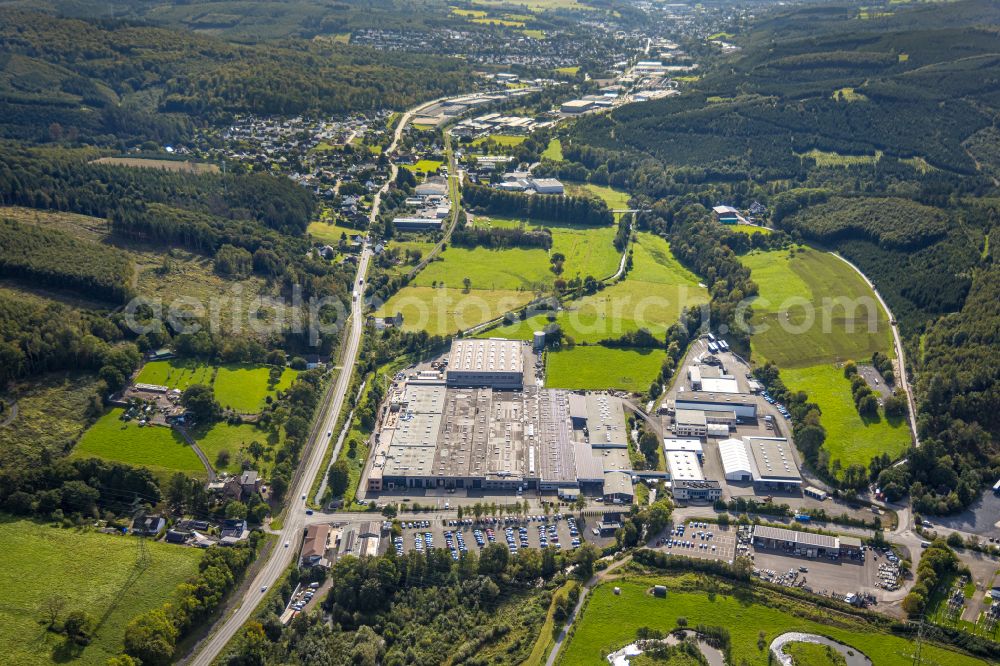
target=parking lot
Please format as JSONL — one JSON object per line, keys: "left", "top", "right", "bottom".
{"left": 652, "top": 521, "right": 738, "bottom": 563}
{"left": 391, "top": 514, "right": 583, "bottom": 558}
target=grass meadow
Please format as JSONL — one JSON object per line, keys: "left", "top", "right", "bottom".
{"left": 193, "top": 421, "right": 280, "bottom": 475}
{"left": 545, "top": 346, "right": 666, "bottom": 393}
{"left": 0, "top": 516, "right": 201, "bottom": 666}
{"left": 307, "top": 220, "right": 363, "bottom": 245}
{"left": 72, "top": 408, "right": 205, "bottom": 476}
{"left": 542, "top": 138, "right": 564, "bottom": 159}
{"left": 136, "top": 360, "right": 296, "bottom": 413}
{"left": 375, "top": 286, "right": 535, "bottom": 336}
{"left": 558, "top": 578, "right": 984, "bottom": 666}
{"left": 782, "top": 364, "right": 911, "bottom": 470}
{"left": 410, "top": 245, "right": 553, "bottom": 291}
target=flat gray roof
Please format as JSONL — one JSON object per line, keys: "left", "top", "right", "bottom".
{"left": 745, "top": 436, "right": 802, "bottom": 483}
{"left": 675, "top": 409, "right": 707, "bottom": 426}
{"left": 449, "top": 338, "right": 523, "bottom": 375}
{"left": 573, "top": 441, "right": 605, "bottom": 482}
{"left": 586, "top": 393, "right": 628, "bottom": 447}
{"left": 753, "top": 524, "right": 838, "bottom": 550}
{"left": 603, "top": 470, "right": 633, "bottom": 497}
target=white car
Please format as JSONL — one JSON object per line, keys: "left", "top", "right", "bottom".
{"left": 284, "top": 541, "right": 290, "bottom": 548}
{"left": 327, "top": 430, "right": 332, "bottom": 438}
{"left": 261, "top": 586, "right": 268, "bottom": 593}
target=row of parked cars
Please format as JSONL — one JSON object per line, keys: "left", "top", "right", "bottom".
{"left": 762, "top": 391, "right": 792, "bottom": 419}
{"left": 288, "top": 581, "right": 320, "bottom": 613}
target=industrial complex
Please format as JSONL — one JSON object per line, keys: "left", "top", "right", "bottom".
{"left": 365, "top": 338, "right": 636, "bottom": 503}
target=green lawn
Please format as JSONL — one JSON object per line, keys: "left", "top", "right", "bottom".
{"left": 404, "top": 159, "right": 444, "bottom": 174}
{"left": 743, "top": 246, "right": 894, "bottom": 368}
{"left": 471, "top": 134, "right": 527, "bottom": 148}
{"left": 135, "top": 359, "right": 214, "bottom": 390}
{"left": 136, "top": 360, "right": 296, "bottom": 414}
{"left": 73, "top": 408, "right": 205, "bottom": 476}
{"left": 308, "top": 220, "right": 364, "bottom": 245}
{"left": 728, "top": 224, "right": 771, "bottom": 235}
{"left": 545, "top": 346, "right": 665, "bottom": 393}
{"left": 214, "top": 365, "right": 297, "bottom": 413}
{"left": 485, "top": 233, "right": 707, "bottom": 344}
{"left": 558, "top": 579, "right": 985, "bottom": 666}
{"left": 564, "top": 182, "right": 631, "bottom": 211}
{"left": 782, "top": 364, "right": 910, "bottom": 470}
{"left": 542, "top": 138, "right": 564, "bottom": 160}
{"left": 784, "top": 641, "right": 846, "bottom": 665}
{"left": 0, "top": 516, "right": 202, "bottom": 666}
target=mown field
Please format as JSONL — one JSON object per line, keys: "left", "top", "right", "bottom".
{"left": 487, "top": 233, "right": 707, "bottom": 343}
{"left": 72, "top": 408, "right": 205, "bottom": 476}
{"left": 558, "top": 578, "right": 986, "bottom": 666}
{"left": 742, "top": 246, "right": 907, "bottom": 471}
{"left": 192, "top": 421, "right": 280, "bottom": 475}
{"left": 91, "top": 156, "right": 219, "bottom": 174}
{"left": 374, "top": 286, "right": 534, "bottom": 336}
{"left": 136, "top": 360, "right": 297, "bottom": 413}
{"left": 308, "top": 220, "right": 364, "bottom": 245}
{"left": 0, "top": 516, "right": 201, "bottom": 666}
{"left": 411, "top": 245, "right": 552, "bottom": 291}
{"left": 743, "top": 246, "right": 893, "bottom": 368}
{"left": 545, "top": 346, "right": 665, "bottom": 393}
{"left": 542, "top": 138, "right": 564, "bottom": 160}
{"left": 564, "top": 182, "right": 631, "bottom": 211}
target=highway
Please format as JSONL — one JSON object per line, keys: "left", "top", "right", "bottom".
{"left": 185, "top": 97, "right": 440, "bottom": 665}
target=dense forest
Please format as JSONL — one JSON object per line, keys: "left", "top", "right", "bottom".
{"left": 557, "top": 0, "right": 1000, "bottom": 511}
{"left": 463, "top": 183, "right": 614, "bottom": 227}
{"left": 0, "top": 9, "right": 474, "bottom": 144}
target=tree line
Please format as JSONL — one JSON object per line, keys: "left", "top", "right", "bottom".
{"left": 463, "top": 183, "right": 614, "bottom": 227}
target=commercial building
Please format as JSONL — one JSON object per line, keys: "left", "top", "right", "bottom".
{"left": 301, "top": 524, "right": 331, "bottom": 567}
{"left": 393, "top": 217, "right": 444, "bottom": 232}
{"left": 603, "top": 471, "right": 635, "bottom": 503}
{"left": 752, "top": 525, "right": 849, "bottom": 559}
{"left": 663, "top": 438, "right": 704, "bottom": 461}
{"left": 674, "top": 409, "right": 707, "bottom": 437}
{"left": 672, "top": 479, "right": 722, "bottom": 502}
{"left": 560, "top": 99, "right": 594, "bottom": 114}
{"left": 745, "top": 436, "right": 802, "bottom": 490}
{"left": 706, "top": 423, "right": 731, "bottom": 438}
{"left": 446, "top": 338, "right": 524, "bottom": 389}
{"left": 712, "top": 205, "right": 742, "bottom": 224}
{"left": 530, "top": 178, "right": 565, "bottom": 195}
{"left": 583, "top": 393, "right": 629, "bottom": 448}
{"left": 666, "top": 450, "right": 704, "bottom": 482}
{"left": 675, "top": 393, "right": 757, "bottom": 422}
{"left": 687, "top": 365, "right": 702, "bottom": 390}
{"left": 700, "top": 377, "right": 739, "bottom": 394}
{"left": 719, "top": 438, "right": 753, "bottom": 481}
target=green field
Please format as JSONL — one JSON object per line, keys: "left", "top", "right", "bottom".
{"left": 782, "top": 364, "right": 910, "bottom": 470}
{"left": 485, "top": 233, "right": 707, "bottom": 343}
{"left": 471, "top": 134, "right": 527, "bottom": 148}
{"left": 375, "top": 286, "right": 535, "bottom": 336}
{"left": 0, "top": 516, "right": 202, "bottom": 666}
{"left": 473, "top": 215, "right": 620, "bottom": 281}
{"left": 136, "top": 360, "right": 296, "bottom": 414}
{"left": 743, "top": 247, "right": 894, "bottom": 368}
{"left": 545, "top": 346, "right": 665, "bottom": 393}
{"left": 404, "top": 159, "right": 444, "bottom": 174}
{"left": 555, "top": 67, "right": 579, "bottom": 76}
{"left": 784, "top": 641, "right": 848, "bottom": 665}
{"left": 558, "top": 579, "right": 985, "bottom": 666}
{"left": 214, "top": 365, "right": 297, "bottom": 413}
{"left": 728, "top": 224, "right": 771, "bottom": 235}
{"left": 542, "top": 138, "right": 564, "bottom": 160}
{"left": 797, "top": 148, "right": 882, "bottom": 168}
{"left": 564, "top": 182, "right": 631, "bottom": 211}
{"left": 308, "top": 220, "right": 364, "bottom": 245}
{"left": 411, "top": 246, "right": 553, "bottom": 291}
{"left": 73, "top": 408, "right": 205, "bottom": 476}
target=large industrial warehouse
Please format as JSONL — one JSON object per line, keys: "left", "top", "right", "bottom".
{"left": 366, "top": 339, "right": 634, "bottom": 500}
{"left": 717, "top": 436, "right": 802, "bottom": 489}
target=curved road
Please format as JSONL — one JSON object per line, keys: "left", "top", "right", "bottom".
{"left": 830, "top": 253, "right": 919, "bottom": 446}
{"left": 185, "top": 96, "right": 452, "bottom": 665}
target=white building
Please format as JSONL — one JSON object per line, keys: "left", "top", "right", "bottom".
{"left": 530, "top": 178, "right": 565, "bottom": 195}
{"left": 719, "top": 438, "right": 752, "bottom": 481}
{"left": 663, "top": 438, "right": 704, "bottom": 461}
{"left": 667, "top": 450, "right": 704, "bottom": 482}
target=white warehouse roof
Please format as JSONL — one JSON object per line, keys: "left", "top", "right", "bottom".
{"left": 718, "top": 438, "right": 752, "bottom": 480}
{"left": 667, "top": 450, "right": 704, "bottom": 482}
{"left": 663, "top": 438, "right": 704, "bottom": 455}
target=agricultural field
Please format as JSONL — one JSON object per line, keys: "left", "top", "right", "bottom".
{"left": 554, "top": 67, "right": 579, "bottom": 76}
{"left": 374, "top": 286, "right": 534, "bottom": 336}
{"left": 0, "top": 372, "right": 102, "bottom": 466}
{"left": 471, "top": 0, "right": 593, "bottom": 11}
{"left": 0, "top": 517, "right": 202, "bottom": 666}
{"left": 486, "top": 233, "right": 707, "bottom": 344}
{"left": 411, "top": 246, "right": 553, "bottom": 290}
{"left": 558, "top": 578, "right": 984, "bottom": 666}
{"left": 135, "top": 359, "right": 215, "bottom": 390}
{"left": 781, "top": 364, "right": 911, "bottom": 470}
{"left": 742, "top": 246, "right": 894, "bottom": 368}
{"left": 542, "top": 138, "right": 564, "bottom": 160}
{"left": 564, "top": 182, "right": 631, "bottom": 211}
{"left": 471, "top": 134, "right": 527, "bottom": 148}
{"left": 91, "top": 156, "right": 219, "bottom": 174}
{"left": 72, "top": 408, "right": 205, "bottom": 477}
{"left": 545, "top": 346, "right": 666, "bottom": 393}
{"left": 728, "top": 224, "right": 771, "bottom": 235}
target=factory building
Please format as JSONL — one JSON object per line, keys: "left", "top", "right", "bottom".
{"left": 719, "top": 438, "right": 753, "bottom": 481}
{"left": 674, "top": 392, "right": 757, "bottom": 422}
{"left": 663, "top": 438, "right": 704, "bottom": 461}
{"left": 446, "top": 338, "right": 524, "bottom": 389}
{"left": 752, "top": 525, "right": 855, "bottom": 559}
{"left": 745, "top": 436, "right": 802, "bottom": 490}
{"left": 666, "top": 450, "right": 704, "bottom": 482}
